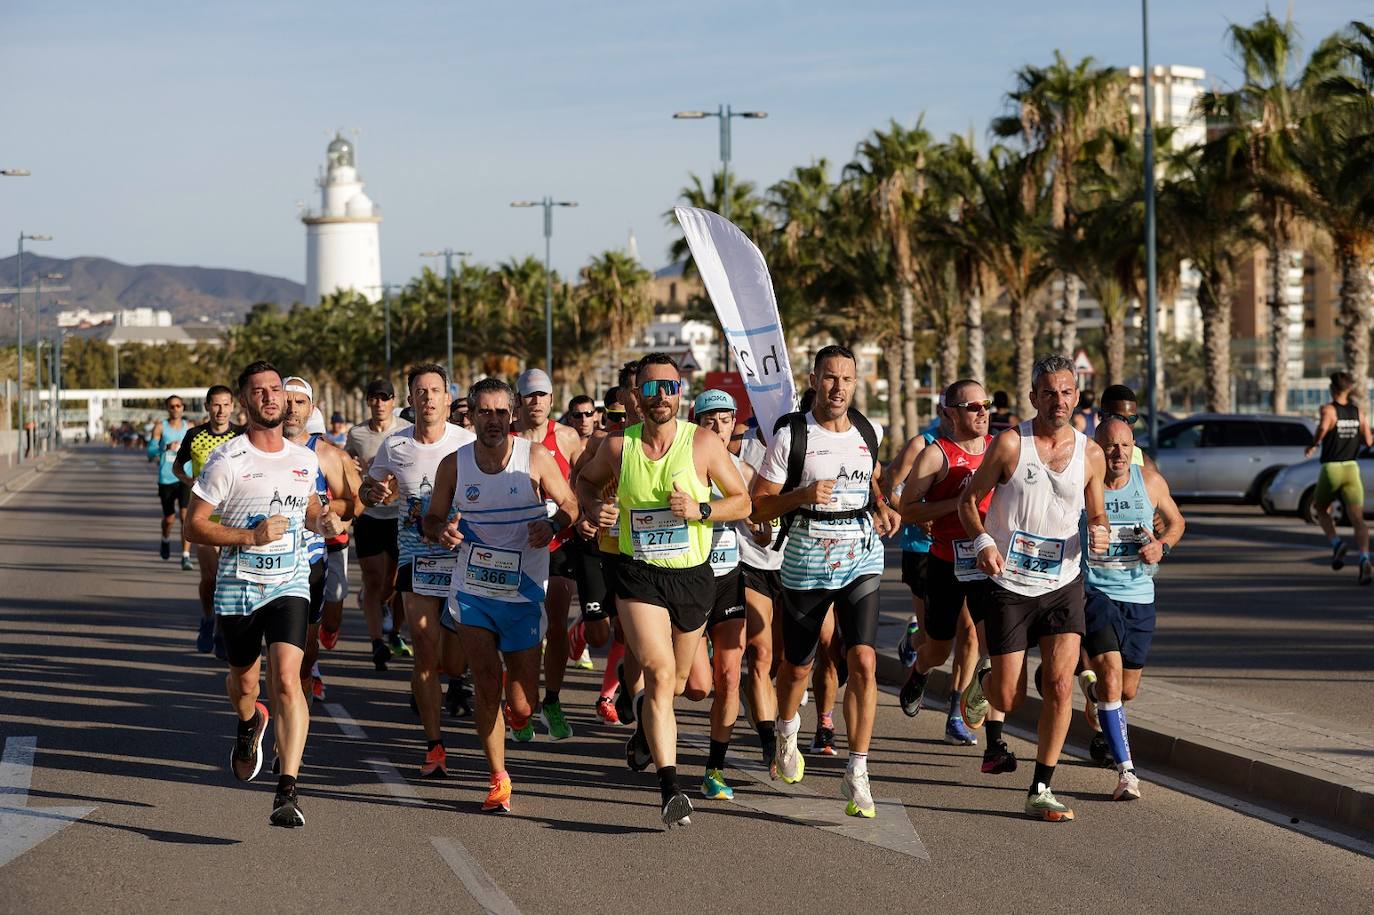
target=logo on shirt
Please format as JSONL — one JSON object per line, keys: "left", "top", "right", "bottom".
{"left": 1025, "top": 465, "right": 1039, "bottom": 484}
{"left": 292, "top": 468, "right": 310, "bottom": 480}
{"left": 465, "top": 485, "right": 481, "bottom": 502}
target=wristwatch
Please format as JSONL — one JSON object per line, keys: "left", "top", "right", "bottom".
{"left": 698, "top": 502, "right": 713, "bottom": 521}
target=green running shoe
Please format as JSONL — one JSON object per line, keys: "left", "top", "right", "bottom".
{"left": 539, "top": 700, "right": 573, "bottom": 741}
{"left": 960, "top": 658, "right": 991, "bottom": 730}
{"left": 701, "top": 768, "right": 734, "bottom": 800}
{"left": 389, "top": 633, "right": 413, "bottom": 658}
{"left": 505, "top": 703, "right": 535, "bottom": 742}
{"left": 1025, "top": 784, "right": 1075, "bottom": 822}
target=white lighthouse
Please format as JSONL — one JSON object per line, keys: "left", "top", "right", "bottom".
{"left": 302, "top": 132, "right": 382, "bottom": 305}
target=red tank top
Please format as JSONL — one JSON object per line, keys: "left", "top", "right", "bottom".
{"left": 929, "top": 435, "right": 993, "bottom": 562}
{"left": 514, "top": 421, "right": 573, "bottom": 551}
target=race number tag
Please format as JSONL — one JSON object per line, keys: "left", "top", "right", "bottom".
{"left": 463, "top": 545, "right": 522, "bottom": 597}
{"left": 1088, "top": 524, "right": 1147, "bottom": 571}
{"left": 1003, "top": 530, "right": 1066, "bottom": 587}
{"left": 236, "top": 531, "right": 299, "bottom": 585}
{"left": 709, "top": 526, "right": 739, "bottom": 574}
{"left": 630, "top": 508, "right": 689, "bottom": 560}
{"left": 952, "top": 539, "right": 988, "bottom": 582}
{"left": 413, "top": 554, "right": 457, "bottom": 597}
{"left": 802, "top": 515, "right": 865, "bottom": 541}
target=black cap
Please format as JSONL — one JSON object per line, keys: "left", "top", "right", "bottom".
{"left": 366, "top": 379, "right": 395, "bottom": 399}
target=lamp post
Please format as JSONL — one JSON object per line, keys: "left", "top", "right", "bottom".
{"left": 372, "top": 282, "right": 406, "bottom": 381}
{"left": 672, "top": 104, "right": 767, "bottom": 221}
{"left": 419, "top": 250, "right": 471, "bottom": 383}
{"left": 1141, "top": 0, "right": 1160, "bottom": 456}
{"left": 15, "top": 232, "right": 52, "bottom": 462}
{"left": 510, "top": 198, "right": 577, "bottom": 373}
{"left": 1, "top": 168, "right": 31, "bottom": 177}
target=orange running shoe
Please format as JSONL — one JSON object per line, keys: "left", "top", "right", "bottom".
{"left": 482, "top": 771, "right": 512, "bottom": 814}
{"left": 596, "top": 696, "right": 620, "bottom": 725}
{"left": 311, "top": 676, "right": 326, "bottom": 702}
{"left": 568, "top": 620, "right": 587, "bottom": 662}
{"left": 318, "top": 625, "right": 340, "bottom": 650}
{"left": 420, "top": 743, "right": 448, "bottom": 778}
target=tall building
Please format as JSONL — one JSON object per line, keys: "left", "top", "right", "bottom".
{"left": 302, "top": 133, "right": 382, "bottom": 305}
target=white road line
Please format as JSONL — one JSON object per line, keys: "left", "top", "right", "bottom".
{"left": 323, "top": 703, "right": 367, "bottom": 739}
{"left": 0, "top": 737, "right": 96, "bottom": 869}
{"left": 365, "top": 758, "right": 427, "bottom": 807}
{"left": 431, "top": 837, "right": 524, "bottom": 915}
{"left": 0, "top": 737, "right": 36, "bottom": 798}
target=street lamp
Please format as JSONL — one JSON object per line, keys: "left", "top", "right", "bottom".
{"left": 672, "top": 104, "right": 767, "bottom": 221}
{"left": 1, "top": 168, "right": 31, "bottom": 177}
{"left": 1141, "top": 0, "right": 1160, "bottom": 455}
{"left": 419, "top": 250, "right": 471, "bottom": 384}
{"left": 510, "top": 198, "right": 577, "bottom": 374}
{"left": 15, "top": 232, "right": 52, "bottom": 462}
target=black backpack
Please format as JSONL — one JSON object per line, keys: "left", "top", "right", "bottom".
{"left": 770, "top": 408, "right": 881, "bottom": 551}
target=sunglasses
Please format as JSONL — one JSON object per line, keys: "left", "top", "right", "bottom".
{"left": 569, "top": 410, "right": 596, "bottom": 419}
{"left": 950, "top": 399, "right": 992, "bottom": 413}
{"left": 367, "top": 393, "right": 394, "bottom": 402}
{"left": 1102, "top": 412, "right": 1140, "bottom": 425}
{"left": 639, "top": 380, "right": 682, "bottom": 398}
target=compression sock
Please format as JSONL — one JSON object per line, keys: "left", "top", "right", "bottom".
{"left": 985, "top": 719, "right": 1004, "bottom": 745}
{"left": 846, "top": 752, "right": 868, "bottom": 777}
{"left": 1030, "top": 761, "right": 1056, "bottom": 795}
{"left": 543, "top": 690, "right": 559, "bottom": 707}
{"left": 708, "top": 739, "right": 729, "bottom": 771}
{"left": 948, "top": 689, "right": 963, "bottom": 721}
{"left": 657, "top": 766, "right": 680, "bottom": 804}
{"left": 756, "top": 719, "right": 776, "bottom": 743}
{"left": 778, "top": 713, "right": 801, "bottom": 738}
{"left": 1097, "top": 699, "right": 1134, "bottom": 771}
{"left": 600, "top": 641, "right": 625, "bottom": 699}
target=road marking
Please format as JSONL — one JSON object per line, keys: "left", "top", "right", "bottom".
{"left": 431, "top": 837, "right": 524, "bottom": 915}
{"left": 0, "top": 737, "right": 96, "bottom": 869}
{"left": 324, "top": 703, "right": 367, "bottom": 739}
{"left": 366, "top": 758, "right": 428, "bottom": 807}
{"left": 0, "top": 464, "right": 48, "bottom": 507}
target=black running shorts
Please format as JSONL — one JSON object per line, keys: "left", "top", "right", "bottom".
{"left": 158, "top": 482, "right": 190, "bottom": 516}
{"left": 708, "top": 568, "right": 746, "bottom": 629}
{"left": 570, "top": 537, "right": 613, "bottom": 622}
{"left": 740, "top": 563, "right": 783, "bottom": 601}
{"left": 779, "top": 574, "right": 882, "bottom": 667}
{"left": 922, "top": 555, "right": 986, "bottom": 643}
{"left": 980, "top": 576, "right": 1086, "bottom": 656}
{"left": 353, "top": 513, "right": 398, "bottom": 561}
{"left": 308, "top": 559, "right": 326, "bottom": 624}
{"left": 219, "top": 596, "right": 310, "bottom": 668}
{"left": 901, "top": 550, "right": 930, "bottom": 601}
{"left": 613, "top": 558, "right": 713, "bottom": 633}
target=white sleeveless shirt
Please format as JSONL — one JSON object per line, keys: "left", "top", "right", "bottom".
{"left": 984, "top": 421, "right": 1087, "bottom": 597}
{"left": 450, "top": 437, "right": 550, "bottom": 605}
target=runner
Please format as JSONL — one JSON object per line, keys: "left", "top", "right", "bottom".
{"left": 423, "top": 377, "right": 580, "bottom": 813}
{"left": 1098, "top": 384, "right": 1150, "bottom": 467}
{"left": 184, "top": 360, "right": 346, "bottom": 828}
{"left": 173, "top": 385, "right": 242, "bottom": 656}
{"left": 450, "top": 397, "right": 473, "bottom": 430}
{"left": 957, "top": 354, "right": 1110, "bottom": 822}
{"left": 988, "top": 391, "right": 1019, "bottom": 434}
{"left": 346, "top": 379, "right": 411, "bottom": 670}
{"left": 362, "top": 365, "right": 475, "bottom": 777}
{"left": 1305, "top": 371, "right": 1373, "bottom": 583}
{"left": 883, "top": 420, "right": 939, "bottom": 730}
{"left": 897, "top": 381, "right": 1016, "bottom": 770}
{"left": 148, "top": 395, "right": 192, "bottom": 568}
{"left": 566, "top": 394, "right": 598, "bottom": 441}
{"left": 575, "top": 353, "right": 751, "bottom": 827}
{"left": 326, "top": 412, "right": 349, "bottom": 447}
{"left": 512, "top": 368, "right": 587, "bottom": 740}
{"left": 751, "top": 344, "right": 902, "bottom": 819}
{"left": 1080, "top": 417, "right": 1185, "bottom": 800}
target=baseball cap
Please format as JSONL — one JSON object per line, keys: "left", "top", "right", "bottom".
{"left": 306, "top": 407, "right": 326, "bottom": 435}
{"left": 330, "top": 412, "right": 345, "bottom": 424}
{"left": 283, "top": 376, "right": 314, "bottom": 402}
{"left": 693, "top": 389, "right": 736, "bottom": 416}
{"left": 366, "top": 379, "right": 395, "bottom": 399}
{"left": 517, "top": 368, "right": 553, "bottom": 397}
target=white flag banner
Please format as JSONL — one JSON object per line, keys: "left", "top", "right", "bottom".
{"left": 673, "top": 206, "right": 796, "bottom": 445}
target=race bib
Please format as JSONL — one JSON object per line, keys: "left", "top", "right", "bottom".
{"left": 236, "top": 531, "right": 299, "bottom": 585}
{"left": 413, "top": 554, "right": 457, "bottom": 598}
{"left": 801, "top": 515, "right": 866, "bottom": 541}
{"left": 463, "top": 545, "right": 522, "bottom": 598}
{"left": 953, "top": 539, "right": 988, "bottom": 582}
{"left": 709, "top": 527, "right": 739, "bottom": 574}
{"left": 1088, "top": 524, "right": 1148, "bottom": 571}
{"left": 630, "top": 508, "right": 689, "bottom": 560}
{"left": 1003, "top": 530, "right": 1066, "bottom": 587}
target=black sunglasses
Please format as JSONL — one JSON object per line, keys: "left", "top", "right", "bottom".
{"left": 569, "top": 410, "right": 596, "bottom": 419}
{"left": 950, "top": 399, "right": 992, "bottom": 413}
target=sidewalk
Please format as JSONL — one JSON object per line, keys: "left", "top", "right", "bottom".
{"left": 0, "top": 448, "right": 65, "bottom": 495}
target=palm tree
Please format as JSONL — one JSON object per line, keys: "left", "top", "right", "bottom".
{"left": 575, "top": 250, "right": 654, "bottom": 388}
{"left": 665, "top": 170, "right": 770, "bottom": 271}
{"left": 993, "top": 51, "right": 1130, "bottom": 356}
{"left": 766, "top": 159, "right": 837, "bottom": 337}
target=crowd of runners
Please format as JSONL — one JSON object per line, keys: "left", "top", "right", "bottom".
{"left": 159, "top": 344, "right": 1374, "bottom": 832}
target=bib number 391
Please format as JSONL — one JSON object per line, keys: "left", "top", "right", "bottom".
{"left": 236, "top": 531, "right": 298, "bottom": 585}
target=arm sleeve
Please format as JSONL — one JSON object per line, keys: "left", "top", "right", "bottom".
{"left": 757, "top": 429, "right": 792, "bottom": 485}
{"left": 192, "top": 446, "right": 232, "bottom": 506}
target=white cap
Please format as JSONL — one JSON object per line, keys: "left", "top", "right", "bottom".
{"left": 517, "top": 368, "right": 552, "bottom": 396}
{"left": 283, "top": 375, "right": 314, "bottom": 402}
{"left": 306, "top": 407, "right": 325, "bottom": 435}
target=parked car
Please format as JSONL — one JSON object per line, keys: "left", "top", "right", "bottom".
{"left": 1262, "top": 448, "right": 1374, "bottom": 523}
{"left": 1153, "top": 413, "right": 1315, "bottom": 501}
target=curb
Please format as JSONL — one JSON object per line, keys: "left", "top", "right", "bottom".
{"left": 0, "top": 451, "right": 67, "bottom": 495}
{"left": 873, "top": 650, "right": 1374, "bottom": 837}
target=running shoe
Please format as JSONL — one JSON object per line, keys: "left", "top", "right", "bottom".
{"left": 1025, "top": 785, "right": 1075, "bottom": 822}
{"left": 1332, "top": 539, "right": 1349, "bottom": 570}
{"left": 774, "top": 725, "right": 805, "bottom": 784}
{"left": 960, "top": 659, "right": 991, "bottom": 729}
{"left": 230, "top": 702, "right": 269, "bottom": 782}
{"left": 1361, "top": 557, "right": 1372, "bottom": 586}
{"left": 160, "top": 540, "right": 170, "bottom": 561}
{"left": 181, "top": 554, "right": 193, "bottom": 571}
{"left": 567, "top": 621, "right": 587, "bottom": 662}
{"left": 944, "top": 717, "right": 978, "bottom": 746}
{"left": 389, "top": 633, "right": 413, "bottom": 658}
{"left": 761, "top": 732, "right": 777, "bottom": 776}
{"left": 445, "top": 677, "right": 472, "bottom": 718}
{"left": 318, "top": 625, "right": 340, "bottom": 651}
{"left": 625, "top": 697, "right": 651, "bottom": 771}
{"left": 574, "top": 646, "right": 594, "bottom": 670}
{"left": 595, "top": 696, "right": 620, "bottom": 725}
{"left": 899, "top": 667, "right": 927, "bottom": 717}
{"left": 420, "top": 744, "right": 448, "bottom": 778}
{"left": 381, "top": 606, "right": 394, "bottom": 634}
{"left": 1113, "top": 768, "right": 1142, "bottom": 801}
{"left": 540, "top": 700, "right": 574, "bottom": 740}
{"left": 661, "top": 790, "right": 693, "bottom": 828}
{"left": 196, "top": 617, "right": 214, "bottom": 654}
{"left": 372, "top": 641, "right": 391, "bottom": 672}
{"left": 270, "top": 788, "right": 305, "bottom": 828}
{"left": 1079, "top": 669, "right": 1099, "bottom": 728}
{"left": 800, "top": 688, "right": 810, "bottom": 708}
{"left": 482, "top": 772, "right": 512, "bottom": 814}
{"left": 896, "top": 615, "right": 920, "bottom": 668}
{"left": 213, "top": 632, "right": 228, "bottom": 662}
{"left": 1089, "top": 733, "right": 1115, "bottom": 767}
{"left": 981, "top": 739, "right": 1017, "bottom": 774}
{"left": 311, "top": 676, "right": 326, "bottom": 702}
{"left": 841, "top": 768, "right": 876, "bottom": 819}
{"left": 505, "top": 703, "right": 535, "bottom": 743}
{"left": 809, "top": 725, "right": 837, "bottom": 756}
{"left": 614, "top": 662, "right": 634, "bottom": 725}
{"left": 701, "top": 768, "right": 734, "bottom": 800}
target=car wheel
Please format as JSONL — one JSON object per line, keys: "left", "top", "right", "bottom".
{"left": 1249, "top": 468, "right": 1281, "bottom": 507}
{"left": 1300, "top": 488, "right": 1347, "bottom": 526}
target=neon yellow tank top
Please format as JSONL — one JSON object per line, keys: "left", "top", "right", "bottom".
{"left": 617, "top": 420, "right": 712, "bottom": 569}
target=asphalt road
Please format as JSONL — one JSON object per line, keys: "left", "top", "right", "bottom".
{"left": 2, "top": 449, "right": 1371, "bottom": 914}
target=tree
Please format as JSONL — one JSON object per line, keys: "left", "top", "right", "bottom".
{"left": 665, "top": 170, "right": 770, "bottom": 277}
{"left": 574, "top": 250, "right": 654, "bottom": 392}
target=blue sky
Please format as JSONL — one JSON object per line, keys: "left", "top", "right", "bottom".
{"left": 0, "top": 1, "right": 1357, "bottom": 290}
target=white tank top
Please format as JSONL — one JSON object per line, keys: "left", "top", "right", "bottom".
{"left": 985, "top": 421, "right": 1087, "bottom": 597}
{"left": 451, "top": 437, "right": 550, "bottom": 604}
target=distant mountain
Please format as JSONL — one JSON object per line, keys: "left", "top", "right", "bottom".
{"left": 0, "top": 255, "right": 304, "bottom": 339}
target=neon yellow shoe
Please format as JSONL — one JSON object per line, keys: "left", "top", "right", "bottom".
{"left": 842, "top": 768, "right": 876, "bottom": 818}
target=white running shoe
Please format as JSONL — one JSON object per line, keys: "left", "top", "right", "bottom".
{"left": 841, "top": 768, "right": 876, "bottom": 818}
{"left": 774, "top": 724, "right": 805, "bottom": 784}
{"left": 1113, "top": 768, "right": 1142, "bottom": 801}
{"left": 1079, "top": 669, "right": 1099, "bottom": 729}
